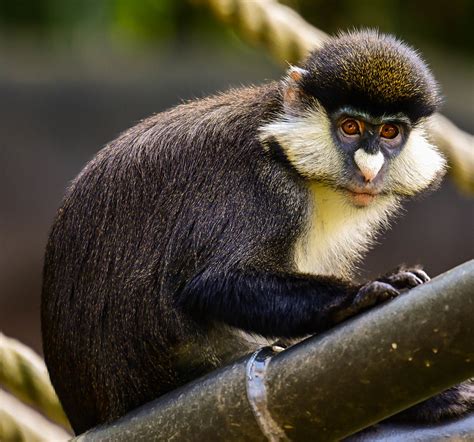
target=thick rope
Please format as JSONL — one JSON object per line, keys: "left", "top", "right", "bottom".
{"left": 191, "top": 0, "right": 328, "bottom": 62}
{"left": 429, "top": 113, "right": 474, "bottom": 194}
{"left": 0, "top": 389, "right": 71, "bottom": 441}
{"left": 0, "top": 333, "right": 71, "bottom": 430}
{"left": 192, "top": 0, "right": 474, "bottom": 194}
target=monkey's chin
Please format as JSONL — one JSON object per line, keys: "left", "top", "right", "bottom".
{"left": 346, "top": 190, "right": 377, "bottom": 207}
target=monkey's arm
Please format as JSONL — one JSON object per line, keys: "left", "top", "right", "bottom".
{"left": 178, "top": 269, "right": 400, "bottom": 338}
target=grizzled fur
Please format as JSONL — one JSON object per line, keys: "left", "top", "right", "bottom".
{"left": 42, "top": 30, "right": 471, "bottom": 435}
{"left": 43, "top": 84, "right": 364, "bottom": 433}
{"left": 42, "top": 83, "right": 330, "bottom": 433}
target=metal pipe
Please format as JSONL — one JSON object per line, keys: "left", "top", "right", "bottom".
{"left": 76, "top": 260, "right": 474, "bottom": 441}
{"left": 266, "top": 260, "right": 474, "bottom": 440}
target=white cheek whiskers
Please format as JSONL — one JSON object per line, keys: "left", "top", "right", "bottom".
{"left": 258, "top": 104, "right": 345, "bottom": 181}
{"left": 388, "top": 120, "right": 447, "bottom": 194}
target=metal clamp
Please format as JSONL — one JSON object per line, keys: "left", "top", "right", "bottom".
{"left": 246, "top": 346, "right": 289, "bottom": 442}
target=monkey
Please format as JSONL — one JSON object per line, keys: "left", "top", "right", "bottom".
{"left": 41, "top": 30, "right": 473, "bottom": 434}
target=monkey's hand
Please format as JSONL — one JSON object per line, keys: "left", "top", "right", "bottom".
{"left": 378, "top": 265, "right": 430, "bottom": 292}
{"left": 333, "top": 266, "right": 430, "bottom": 323}
{"left": 333, "top": 280, "right": 399, "bottom": 323}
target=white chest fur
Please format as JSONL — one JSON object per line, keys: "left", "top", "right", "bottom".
{"left": 294, "top": 183, "right": 399, "bottom": 279}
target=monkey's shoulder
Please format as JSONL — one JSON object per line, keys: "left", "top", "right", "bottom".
{"left": 125, "top": 82, "right": 282, "bottom": 147}
{"left": 70, "top": 83, "right": 287, "bottom": 200}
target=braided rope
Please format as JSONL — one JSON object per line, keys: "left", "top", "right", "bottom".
{"left": 192, "top": 0, "right": 474, "bottom": 194}
{"left": 0, "top": 333, "right": 71, "bottom": 429}
{"left": 430, "top": 113, "right": 474, "bottom": 194}
{"left": 0, "top": 390, "right": 71, "bottom": 441}
{"left": 191, "top": 0, "right": 328, "bottom": 62}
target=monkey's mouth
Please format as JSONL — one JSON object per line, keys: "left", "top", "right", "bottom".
{"left": 345, "top": 188, "right": 381, "bottom": 207}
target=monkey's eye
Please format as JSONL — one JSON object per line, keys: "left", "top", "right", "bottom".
{"left": 340, "top": 119, "right": 361, "bottom": 136}
{"left": 380, "top": 123, "right": 399, "bottom": 139}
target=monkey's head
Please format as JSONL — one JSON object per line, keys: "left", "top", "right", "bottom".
{"left": 260, "top": 30, "right": 447, "bottom": 207}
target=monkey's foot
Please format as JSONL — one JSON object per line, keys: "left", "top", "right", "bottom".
{"left": 379, "top": 266, "right": 430, "bottom": 291}
{"left": 390, "top": 379, "right": 474, "bottom": 423}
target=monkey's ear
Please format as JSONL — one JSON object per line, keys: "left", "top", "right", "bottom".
{"left": 286, "top": 66, "right": 309, "bottom": 84}
{"left": 283, "top": 66, "right": 309, "bottom": 111}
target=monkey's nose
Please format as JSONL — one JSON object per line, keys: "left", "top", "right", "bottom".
{"left": 354, "top": 149, "right": 384, "bottom": 182}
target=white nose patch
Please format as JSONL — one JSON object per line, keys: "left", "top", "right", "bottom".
{"left": 354, "top": 149, "right": 385, "bottom": 182}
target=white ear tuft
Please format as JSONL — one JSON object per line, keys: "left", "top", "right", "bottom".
{"left": 287, "top": 66, "right": 308, "bottom": 83}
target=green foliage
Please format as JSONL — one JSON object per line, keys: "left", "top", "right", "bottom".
{"left": 113, "top": 0, "right": 177, "bottom": 40}
{"left": 0, "top": 0, "right": 471, "bottom": 55}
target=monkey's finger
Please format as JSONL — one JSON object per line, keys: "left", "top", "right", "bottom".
{"left": 385, "top": 272, "right": 424, "bottom": 289}
{"left": 410, "top": 269, "right": 431, "bottom": 283}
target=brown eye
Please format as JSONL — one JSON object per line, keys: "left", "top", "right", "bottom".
{"left": 341, "top": 119, "right": 361, "bottom": 136}
{"left": 380, "top": 123, "right": 399, "bottom": 139}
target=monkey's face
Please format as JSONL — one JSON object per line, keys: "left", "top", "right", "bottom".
{"left": 260, "top": 30, "right": 447, "bottom": 208}
{"left": 259, "top": 102, "right": 446, "bottom": 208}
{"left": 329, "top": 104, "right": 447, "bottom": 208}
{"left": 329, "top": 108, "right": 411, "bottom": 207}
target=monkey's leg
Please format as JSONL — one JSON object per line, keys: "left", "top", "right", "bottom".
{"left": 390, "top": 379, "right": 474, "bottom": 423}
{"left": 179, "top": 269, "right": 401, "bottom": 338}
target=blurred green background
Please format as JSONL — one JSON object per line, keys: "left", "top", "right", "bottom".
{"left": 0, "top": 0, "right": 472, "bottom": 53}
{"left": 0, "top": 0, "right": 473, "bottom": 353}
